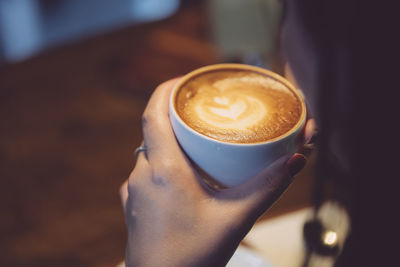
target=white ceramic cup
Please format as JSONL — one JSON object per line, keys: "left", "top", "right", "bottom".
{"left": 169, "top": 64, "right": 306, "bottom": 187}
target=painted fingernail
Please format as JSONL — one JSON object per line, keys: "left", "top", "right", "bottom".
{"left": 304, "top": 119, "right": 318, "bottom": 144}
{"left": 287, "top": 154, "right": 307, "bottom": 177}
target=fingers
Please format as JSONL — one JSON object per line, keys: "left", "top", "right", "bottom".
{"left": 298, "top": 118, "right": 317, "bottom": 157}
{"left": 121, "top": 144, "right": 151, "bottom": 214}
{"left": 304, "top": 118, "right": 317, "bottom": 145}
{"left": 120, "top": 180, "right": 128, "bottom": 213}
{"left": 141, "top": 77, "right": 188, "bottom": 166}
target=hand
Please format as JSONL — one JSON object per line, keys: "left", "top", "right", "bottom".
{"left": 120, "top": 78, "right": 316, "bottom": 267}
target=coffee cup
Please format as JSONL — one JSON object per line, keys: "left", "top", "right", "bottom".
{"left": 169, "top": 64, "right": 306, "bottom": 187}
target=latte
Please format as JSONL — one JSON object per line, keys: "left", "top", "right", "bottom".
{"left": 174, "top": 69, "right": 302, "bottom": 144}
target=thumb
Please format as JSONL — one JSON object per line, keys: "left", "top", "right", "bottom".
{"left": 220, "top": 153, "right": 307, "bottom": 221}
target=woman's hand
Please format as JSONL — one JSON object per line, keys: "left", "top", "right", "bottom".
{"left": 120, "top": 78, "right": 315, "bottom": 267}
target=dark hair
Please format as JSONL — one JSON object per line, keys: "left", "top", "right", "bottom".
{"left": 288, "top": 1, "right": 398, "bottom": 266}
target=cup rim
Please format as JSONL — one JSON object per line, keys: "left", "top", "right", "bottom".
{"left": 170, "top": 63, "right": 307, "bottom": 147}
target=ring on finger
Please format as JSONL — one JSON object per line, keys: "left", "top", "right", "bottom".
{"left": 134, "top": 146, "right": 147, "bottom": 158}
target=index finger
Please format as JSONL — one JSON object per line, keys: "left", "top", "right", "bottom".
{"left": 142, "top": 77, "right": 187, "bottom": 164}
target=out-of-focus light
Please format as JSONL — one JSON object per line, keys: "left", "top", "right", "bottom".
{"left": 0, "top": 0, "right": 180, "bottom": 63}
{"left": 130, "top": 0, "right": 179, "bottom": 22}
{"left": 322, "top": 230, "right": 338, "bottom": 246}
{"left": 0, "top": 0, "right": 42, "bottom": 62}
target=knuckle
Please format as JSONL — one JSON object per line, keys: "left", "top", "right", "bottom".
{"left": 154, "top": 157, "right": 180, "bottom": 177}
{"left": 141, "top": 112, "right": 150, "bottom": 126}
{"left": 141, "top": 111, "right": 157, "bottom": 129}
{"left": 150, "top": 158, "right": 188, "bottom": 187}
{"left": 150, "top": 174, "right": 169, "bottom": 187}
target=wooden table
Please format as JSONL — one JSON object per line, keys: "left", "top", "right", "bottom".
{"left": 0, "top": 2, "right": 315, "bottom": 266}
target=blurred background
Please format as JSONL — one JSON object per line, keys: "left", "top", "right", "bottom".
{"left": 0, "top": 0, "right": 317, "bottom": 266}
{"left": 0, "top": 0, "right": 282, "bottom": 65}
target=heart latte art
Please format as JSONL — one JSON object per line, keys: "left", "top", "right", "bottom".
{"left": 175, "top": 70, "right": 301, "bottom": 143}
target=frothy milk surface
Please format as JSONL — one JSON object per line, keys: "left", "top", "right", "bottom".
{"left": 175, "top": 70, "right": 301, "bottom": 143}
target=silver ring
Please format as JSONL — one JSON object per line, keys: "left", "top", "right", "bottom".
{"left": 134, "top": 146, "right": 147, "bottom": 158}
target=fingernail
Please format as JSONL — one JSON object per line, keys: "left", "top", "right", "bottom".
{"left": 307, "top": 131, "right": 319, "bottom": 144}
{"left": 304, "top": 120, "right": 318, "bottom": 144}
{"left": 287, "top": 154, "right": 307, "bottom": 177}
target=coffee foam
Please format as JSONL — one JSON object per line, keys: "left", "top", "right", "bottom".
{"left": 175, "top": 70, "right": 301, "bottom": 143}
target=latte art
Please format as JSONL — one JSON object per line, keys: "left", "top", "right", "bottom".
{"left": 175, "top": 70, "right": 301, "bottom": 143}
{"left": 194, "top": 90, "right": 267, "bottom": 132}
